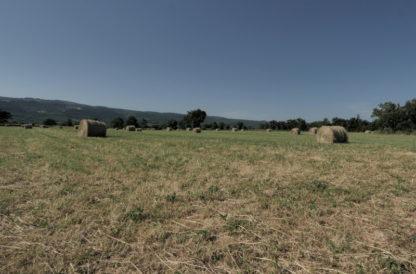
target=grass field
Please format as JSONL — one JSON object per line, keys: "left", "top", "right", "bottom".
{"left": 1, "top": 127, "right": 415, "bottom": 273}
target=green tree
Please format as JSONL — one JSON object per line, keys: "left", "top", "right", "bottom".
{"left": 43, "top": 118, "right": 57, "bottom": 126}
{"left": 139, "top": 118, "right": 148, "bottom": 128}
{"left": 166, "top": 119, "right": 178, "bottom": 129}
{"left": 111, "top": 117, "right": 125, "bottom": 129}
{"left": 126, "top": 115, "right": 139, "bottom": 127}
{"left": 0, "top": 109, "right": 11, "bottom": 123}
{"left": 182, "top": 109, "right": 207, "bottom": 128}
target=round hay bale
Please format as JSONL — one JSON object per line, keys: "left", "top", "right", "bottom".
{"left": 186, "top": 127, "right": 191, "bottom": 131}
{"left": 215, "top": 128, "right": 220, "bottom": 131}
{"left": 231, "top": 128, "right": 239, "bottom": 132}
{"left": 316, "top": 126, "right": 348, "bottom": 144}
{"left": 309, "top": 127, "right": 318, "bottom": 134}
{"left": 364, "top": 130, "right": 373, "bottom": 134}
{"left": 40, "top": 125, "right": 48, "bottom": 128}
{"left": 78, "top": 119, "right": 106, "bottom": 137}
{"left": 135, "top": 128, "right": 142, "bottom": 132}
{"left": 291, "top": 128, "right": 301, "bottom": 135}
{"left": 125, "top": 125, "right": 136, "bottom": 131}
{"left": 266, "top": 128, "right": 272, "bottom": 132}
{"left": 193, "top": 128, "right": 201, "bottom": 133}
{"left": 166, "top": 127, "right": 172, "bottom": 131}
{"left": 23, "top": 124, "right": 32, "bottom": 129}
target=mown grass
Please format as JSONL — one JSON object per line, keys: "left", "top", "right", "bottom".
{"left": 0, "top": 127, "right": 415, "bottom": 273}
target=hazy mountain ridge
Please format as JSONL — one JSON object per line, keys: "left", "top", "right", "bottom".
{"left": 0, "top": 96, "right": 264, "bottom": 127}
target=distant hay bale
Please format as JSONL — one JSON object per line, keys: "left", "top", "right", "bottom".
{"left": 193, "top": 128, "right": 201, "bottom": 133}
{"left": 364, "top": 130, "right": 373, "bottom": 134}
{"left": 309, "top": 127, "right": 318, "bottom": 134}
{"left": 266, "top": 128, "right": 272, "bottom": 132}
{"left": 291, "top": 128, "right": 301, "bottom": 135}
{"left": 23, "top": 124, "right": 32, "bottom": 129}
{"left": 232, "top": 128, "right": 239, "bottom": 132}
{"left": 316, "top": 126, "right": 348, "bottom": 144}
{"left": 78, "top": 119, "right": 106, "bottom": 137}
{"left": 186, "top": 127, "right": 191, "bottom": 131}
{"left": 215, "top": 128, "right": 220, "bottom": 131}
{"left": 136, "top": 128, "right": 142, "bottom": 132}
{"left": 166, "top": 127, "right": 172, "bottom": 131}
{"left": 40, "top": 125, "right": 48, "bottom": 128}
{"left": 125, "top": 125, "right": 136, "bottom": 131}
{"left": 240, "top": 129, "right": 245, "bottom": 132}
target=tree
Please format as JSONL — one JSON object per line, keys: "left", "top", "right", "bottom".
{"left": 0, "top": 109, "right": 11, "bottom": 123}
{"left": 62, "top": 118, "right": 73, "bottom": 126}
{"left": 43, "top": 118, "right": 57, "bottom": 126}
{"left": 126, "top": 115, "right": 139, "bottom": 127}
{"left": 139, "top": 118, "right": 148, "bottom": 129}
{"left": 235, "top": 121, "right": 245, "bottom": 130}
{"left": 166, "top": 119, "right": 178, "bottom": 129}
{"left": 111, "top": 117, "right": 125, "bottom": 129}
{"left": 182, "top": 109, "right": 207, "bottom": 128}
{"left": 372, "top": 102, "right": 404, "bottom": 131}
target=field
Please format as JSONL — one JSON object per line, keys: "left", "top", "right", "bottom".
{"left": 1, "top": 127, "right": 415, "bottom": 273}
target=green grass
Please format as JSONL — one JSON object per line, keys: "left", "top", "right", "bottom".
{"left": 1, "top": 127, "right": 415, "bottom": 273}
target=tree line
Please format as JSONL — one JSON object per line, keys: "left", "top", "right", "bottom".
{"left": 1, "top": 98, "right": 415, "bottom": 133}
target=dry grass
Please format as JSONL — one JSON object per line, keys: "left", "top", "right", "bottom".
{"left": 0, "top": 127, "right": 415, "bottom": 273}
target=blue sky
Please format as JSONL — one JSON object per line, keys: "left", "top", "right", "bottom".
{"left": 0, "top": 1, "right": 415, "bottom": 121}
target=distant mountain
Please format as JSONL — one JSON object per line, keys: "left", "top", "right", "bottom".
{"left": 0, "top": 96, "right": 264, "bottom": 128}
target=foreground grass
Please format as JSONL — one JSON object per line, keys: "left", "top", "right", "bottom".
{"left": 0, "top": 127, "right": 415, "bottom": 273}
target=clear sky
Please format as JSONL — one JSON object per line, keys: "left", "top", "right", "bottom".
{"left": 0, "top": 1, "right": 415, "bottom": 121}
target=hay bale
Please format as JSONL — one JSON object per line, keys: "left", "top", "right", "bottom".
{"left": 23, "top": 124, "right": 32, "bottom": 129}
{"left": 186, "top": 127, "right": 191, "bottom": 131}
{"left": 125, "top": 125, "right": 136, "bottom": 131}
{"left": 215, "top": 128, "right": 220, "bottom": 131}
{"left": 316, "top": 126, "right": 348, "bottom": 144}
{"left": 40, "top": 125, "right": 48, "bottom": 128}
{"left": 309, "top": 127, "right": 318, "bottom": 134}
{"left": 266, "top": 128, "right": 272, "bottom": 132}
{"left": 136, "top": 128, "right": 142, "bottom": 132}
{"left": 193, "top": 128, "right": 201, "bottom": 133}
{"left": 78, "top": 119, "right": 106, "bottom": 137}
{"left": 232, "top": 128, "right": 239, "bottom": 132}
{"left": 291, "top": 128, "right": 301, "bottom": 135}
{"left": 364, "top": 130, "right": 373, "bottom": 134}
{"left": 166, "top": 127, "right": 172, "bottom": 131}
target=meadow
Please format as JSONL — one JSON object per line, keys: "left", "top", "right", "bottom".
{"left": 0, "top": 127, "right": 415, "bottom": 273}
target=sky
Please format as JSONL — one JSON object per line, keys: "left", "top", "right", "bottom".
{"left": 0, "top": 0, "right": 415, "bottom": 121}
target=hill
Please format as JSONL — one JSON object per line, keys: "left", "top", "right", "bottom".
{"left": 0, "top": 96, "right": 264, "bottom": 127}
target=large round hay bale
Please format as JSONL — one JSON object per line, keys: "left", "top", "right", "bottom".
{"left": 193, "top": 128, "right": 201, "bottom": 133}
{"left": 40, "top": 125, "right": 48, "bottom": 128}
{"left": 166, "top": 127, "right": 172, "bottom": 131}
{"left": 125, "top": 125, "right": 135, "bottom": 131}
{"left": 309, "top": 127, "right": 318, "bottom": 134}
{"left": 266, "top": 128, "right": 272, "bottom": 132}
{"left": 78, "top": 119, "right": 106, "bottom": 137}
{"left": 136, "top": 128, "right": 142, "bottom": 132}
{"left": 232, "top": 128, "right": 239, "bottom": 132}
{"left": 186, "top": 127, "right": 191, "bottom": 131}
{"left": 215, "top": 128, "right": 220, "bottom": 131}
{"left": 364, "top": 130, "right": 373, "bottom": 134}
{"left": 316, "top": 126, "right": 348, "bottom": 144}
{"left": 291, "top": 128, "right": 301, "bottom": 135}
